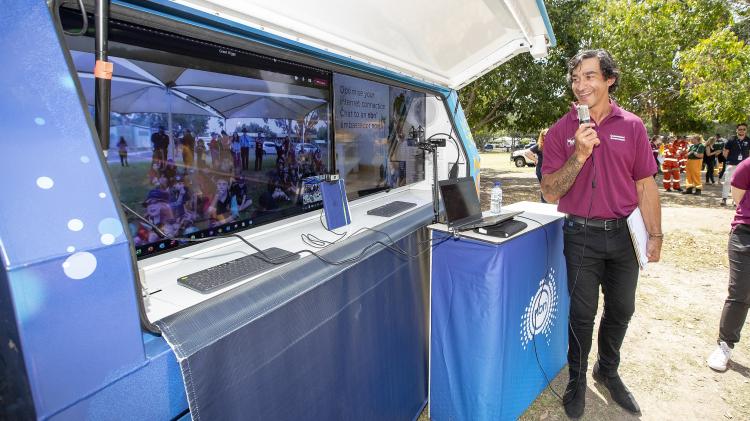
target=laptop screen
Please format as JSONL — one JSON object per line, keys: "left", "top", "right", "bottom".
{"left": 439, "top": 177, "right": 481, "bottom": 223}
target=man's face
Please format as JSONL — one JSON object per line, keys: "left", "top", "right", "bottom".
{"left": 737, "top": 126, "right": 747, "bottom": 138}
{"left": 570, "top": 57, "right": 614, "bottom": 110}
{"left": 146, "top": 202, "right": 161, "bottom": 217}
{"left": 217, "top": 179, "right": 229, "bottom": 193}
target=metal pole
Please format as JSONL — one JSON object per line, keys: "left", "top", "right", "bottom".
{"left": 432, "top": 147, "right": 440, "bottom": 223}
{"left": 94, "top": 0, "right": 111, "bottom": 154}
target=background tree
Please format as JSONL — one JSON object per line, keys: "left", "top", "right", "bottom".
{"left": 460, "top": 0, "right": 750, "bottom": 137}
{"left": 679, "top": 28, "right": 750, "bottom": 123}
{"left": 587, "top": 0, "right": 731, "bottom": 134}
{"left": 459, "top": 0, "right": 590, "bottom": 135}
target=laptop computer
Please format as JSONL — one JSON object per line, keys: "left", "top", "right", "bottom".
{"left": 438, "top": 177, "right": 521, "bottom": 231}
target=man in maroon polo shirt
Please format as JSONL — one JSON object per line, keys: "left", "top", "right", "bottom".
{"left": 541, "top": 49, "right": 663, "bottom": 419}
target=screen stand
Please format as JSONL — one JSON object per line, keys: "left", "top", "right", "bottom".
{"left": 417, "top": 139, "right": 445, "bottom": 223}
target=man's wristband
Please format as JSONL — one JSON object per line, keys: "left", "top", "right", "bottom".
{"left": 649, "top": 233, "right": 664, "bottom": 238}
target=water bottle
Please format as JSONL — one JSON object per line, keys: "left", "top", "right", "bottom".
{"left": 490, "top": 181, "right": 503, "bottom": 214}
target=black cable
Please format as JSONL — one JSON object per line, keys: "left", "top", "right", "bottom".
{"left": 515, "top": 214, "right": 563, "bottom": 401}
{"left": 426, "top": 132, "right": 463, "bottom": 171}
{"left": 301, "top": 209, "right": 347, "bottom": 248}
{"left": 54, "top": 0, "right": 89, "bottom": 36}
{"left": 517, "top": 147, "right": 599, "bottom": 405}
{"left": 563, "top": 149, "right": 598, "bottom": 405}
{"left": 122, "top": 201, "right": 447, "bottom": 268}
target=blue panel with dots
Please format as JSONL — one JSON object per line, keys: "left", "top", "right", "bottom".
{"left": 0, "top": 2, "right": 150, "bottom": 419}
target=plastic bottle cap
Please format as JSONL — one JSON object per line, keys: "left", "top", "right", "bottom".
{"left": 494, "top": 181, "right": 501, "bottom": 186}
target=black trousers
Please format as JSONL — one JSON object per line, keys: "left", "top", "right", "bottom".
{"left": 241, "top": 147, "right": 250, "bottom": 170}
{"left": 719, "top": 224, "right": 750, "bottom": 346}
{"left": 706, "top": 159, "right": 716, "bottom": 183}
{"left": 255, "top": 151, "right": 263, "bottom": 171}
{"left": 563, "top": 218, "right": 640, "bottom": 378}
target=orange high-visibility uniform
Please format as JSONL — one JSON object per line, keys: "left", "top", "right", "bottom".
{"left": 675, "top": 139, "right": 689, "bottom": 172}
{"left": 663, "top": 142, "right": 681, "bottom": 190}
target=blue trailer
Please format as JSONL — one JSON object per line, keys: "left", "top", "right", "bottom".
{"left": 1, "top": 1, "right": 555, "bottom": 419}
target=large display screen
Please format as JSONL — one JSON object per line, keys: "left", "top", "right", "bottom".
{"left": 66, "top": 19, "right": 331, "bottom": 258}
{"left": 332, "top": 74, "right": 425, "bottom": 200}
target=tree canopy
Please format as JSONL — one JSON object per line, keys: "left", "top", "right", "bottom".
{"left": 461, "top": 0, "right": 750, "bottom": 137}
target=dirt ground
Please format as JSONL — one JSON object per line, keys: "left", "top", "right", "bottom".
{"left": 420, "top": 152, "right": 750, "bottom": 421}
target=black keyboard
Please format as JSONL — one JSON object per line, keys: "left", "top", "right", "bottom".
{"left": 178, "top": 247, "right": 299, "bottom": 294}
{"left": 367, "top": 201, "right": 417, "bottom": 217}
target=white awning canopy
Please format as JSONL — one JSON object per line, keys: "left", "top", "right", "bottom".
{"left": 71, "top": 51, "right": 327, "bottom": 119}
{"left": 173, "top": 0, "right": 555, "bottom": 89}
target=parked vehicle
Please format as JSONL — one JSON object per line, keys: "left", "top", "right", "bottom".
{"left": 482, "top": 143, "right": 509, "bottom": 152}
{"left": 511, "top": 145, "right": 538, "bottom": 167}
{"left": 295, "top": 143, "right": 319, "bottom": 154}
{"left": 263, "top": 141, "right": 278, "bottom": 155}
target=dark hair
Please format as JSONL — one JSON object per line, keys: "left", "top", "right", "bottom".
{"left": 737, "top": 123, "right": 747, "bottom": 128}
{"left": 566, "top": 49, "right": 620, "bottom": 94}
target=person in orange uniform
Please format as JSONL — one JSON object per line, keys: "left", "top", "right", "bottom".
{"left": 662, "top": 136, "right": 683, "bottom": 192}
{"left": 675, "top": 135, "right": 689, "bottom": 173}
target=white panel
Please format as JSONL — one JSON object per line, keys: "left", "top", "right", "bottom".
{"left": 173, "top": 0, "right": 553, "bottom": 89}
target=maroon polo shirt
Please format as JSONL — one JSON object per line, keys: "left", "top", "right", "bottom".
{"left": 731, "top": 158, "right": 750, "bottom": 228}
{"left": 541, "top": 102, "right": 656, "bottom": 219}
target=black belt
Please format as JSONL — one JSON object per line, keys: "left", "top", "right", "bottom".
{"left": 565, "top": 215, "right": 628, "bottom": 231}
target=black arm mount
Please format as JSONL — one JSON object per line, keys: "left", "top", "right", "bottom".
{"left": 410, "top": 126, "right": 446, "bottom": 223}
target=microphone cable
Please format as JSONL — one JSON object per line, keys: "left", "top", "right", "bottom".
{"left": 529, "top": 125, "right": 599, "bottom": 406}
{"left": 515, "top": 213, "right": 565, "bottom": 401}
{"left": 564, "top": 141, "right": 599, "bottom": 405}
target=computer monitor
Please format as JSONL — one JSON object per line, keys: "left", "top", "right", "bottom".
{"left": 64, "top": 15, "right": 331, "bottom": 259}
{"left": 332, "top": 73, "right": 426, "bottom": 200}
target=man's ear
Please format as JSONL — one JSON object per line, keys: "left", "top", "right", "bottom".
{"left": 607, "top": 78, "right": 615, "bottom": 88}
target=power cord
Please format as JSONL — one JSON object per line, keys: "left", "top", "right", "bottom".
{"left": 53, "top": 0, "right": 89, "bottom": 36}
{"left": 301, "top": 209, "right": 347, "bottom": 248}
{"left": 122, "top": 202, "right": 449, "bottom": 268}
{"left": 426, "top": 132, "right": 463, "bottom": 175}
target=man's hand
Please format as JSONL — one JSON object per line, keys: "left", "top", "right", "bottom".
{"left": 574, "top": 123, "right": 600, "bottom": 163}
{"left": 647, "top": 237, "right": 662, "bottom": 262}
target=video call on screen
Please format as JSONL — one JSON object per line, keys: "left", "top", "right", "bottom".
{"left": 68, "top": 19, "right": 426, "bottom": 258}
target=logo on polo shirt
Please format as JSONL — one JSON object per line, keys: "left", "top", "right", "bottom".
{"left": 520, "top": 268, "right": 559, "bottom": 349}
{"left": 567, "top": 137, "right": 575, "bottom": 147}
{"left": 610, "top": 134, "right": 626, "bottom": 142}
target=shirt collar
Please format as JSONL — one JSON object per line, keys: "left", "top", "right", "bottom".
{"left": 568, "top": 99, "right": 623, "bottom": 123}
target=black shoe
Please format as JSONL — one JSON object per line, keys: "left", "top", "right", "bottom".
{"left": 675, "top": 187, "right": 683, "bottom": 192}
{"left": 563, "top": 377, "right": 586, "bottom": 419}
{"left": 695, "top": 189, "right": 702, "bottom": 195}
{"left": 592, "top": 362, "right": 641, "bottom": 414}
{"left": 682, "top": 187, "right": 694, "bottom": 194}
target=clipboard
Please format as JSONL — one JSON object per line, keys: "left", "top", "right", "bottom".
{"left": 626, "top": 208, "right": 649, "bottom": 269}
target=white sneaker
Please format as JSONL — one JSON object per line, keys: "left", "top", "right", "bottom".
{"left": 707, "top": 341, "right": 732, "bottom": 372}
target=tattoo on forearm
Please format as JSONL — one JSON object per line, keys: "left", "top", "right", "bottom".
{"left": 545, "top": 154, "right": 584, "bottom": 199}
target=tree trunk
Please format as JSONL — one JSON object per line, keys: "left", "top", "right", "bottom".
{"left": 651, "top": 113, "right": 661, "bottom": 136}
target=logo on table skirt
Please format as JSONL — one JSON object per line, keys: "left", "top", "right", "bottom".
{"left": 520, "top": 269, "right": 559, "bottom": 349}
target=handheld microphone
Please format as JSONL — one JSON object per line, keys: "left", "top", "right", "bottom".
{"left": 576, "top": 104, "right": 597, "bottom": 188}
{"left": 576, "top": 104, "right": 590, "bottom": 125}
